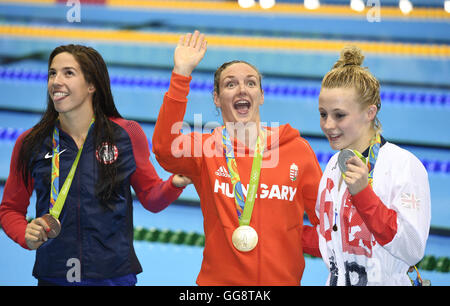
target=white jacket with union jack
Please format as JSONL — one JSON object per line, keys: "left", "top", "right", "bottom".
{"left": 313, "top": 141, "right": 431, "bottom": 286}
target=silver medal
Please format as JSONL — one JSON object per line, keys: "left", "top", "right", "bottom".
{"left": 337, "top": 149, "right": 356, "bottom": 173}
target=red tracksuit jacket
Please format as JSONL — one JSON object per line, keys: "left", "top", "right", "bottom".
{"left": 152, "top": 72, "right": 322, "bottom": 285}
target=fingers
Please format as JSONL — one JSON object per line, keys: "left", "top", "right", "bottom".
{"left": 345, "top": 157, "right": 367, "bottom": 174}
{"left": 25, "top": 218, "right": 49, "bottom": 243}
{"left": 179, "top": 30, "right": 206, "bottom": 50}
{"left": 172, "top": 174, "right": 193, "bottom": 187}
{"left": 35, "top": 217, "right": 51, "bottom": 232}
{"left": 178, "top": 35, "right": 184, "bottom": 47}
{"left": 343, "top": 157, "right": 369, "bottom": 195}
{"left": 346, "top": 156, "right": 365, "bottom": 168}
{"left": 344, "top": 167, "right": 365, "bottom": 183}
{"left": 183, "top": 32, "right": 192, "bottom": 46}
{"left": 189, "top": 31, "right": 198, "bottom": 47}
{"left": 173, "top": 30, "right": 207, "bottom": 77}
{"left": 343, "top": 172, "right": 357, "bottom": 185}
{"left": 194, "top": 33, "right": 206, "bottom": 51}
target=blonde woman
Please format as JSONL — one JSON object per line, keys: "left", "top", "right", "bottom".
{"left": 303, "top": 46, "right": 431, "bottom": 285}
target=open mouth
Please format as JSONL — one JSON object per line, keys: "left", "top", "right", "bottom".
{"left": 52, "top": 91, "right": 69, "bottom": 102}
{"left": 233, "top": 100, "right": 251, "bottom": 115}
{"left": 328, "top": 134, "right": 342, "bottom": 142}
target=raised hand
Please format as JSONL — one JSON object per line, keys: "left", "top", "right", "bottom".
{"left": 173, "top": 30, "right": 207, "bottom": 77}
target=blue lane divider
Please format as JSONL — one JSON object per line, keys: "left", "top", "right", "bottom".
{"left": 0, "top": 127, "right": 25, "bottom": 141}
{"left": 1, "top": 67, "right": 449, "bottom": 107}
{"left": 1, "top": 126, "right": 449, "bottom": 175}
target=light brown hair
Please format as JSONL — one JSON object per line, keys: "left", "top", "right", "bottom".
{"left": 213, "top": 60, "right": 263, "bottom": 95}
{"left": 322, "top": 45, "right": 382, "bottom": 132}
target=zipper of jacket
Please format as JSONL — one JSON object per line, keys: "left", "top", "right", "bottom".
{"left": 77, "top": 157, "right": 82, "bottom": 280}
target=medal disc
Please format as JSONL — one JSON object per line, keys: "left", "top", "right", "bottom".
{"left": 41, "top": 214, "right": 61, "bottom": 239}
{"left": 232, "top": 225, "right": 258, "bottom": 252}
{"left": 337, "top": 149, "right": 355, "bottom": 173}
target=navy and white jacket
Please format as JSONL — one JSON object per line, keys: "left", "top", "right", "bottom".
{"left": 0, "top": 117, "right": 184, "bottom": 282}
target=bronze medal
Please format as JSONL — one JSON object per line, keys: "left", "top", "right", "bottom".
{"left": 41, "top": 214, "right": 61, "bottom": 239}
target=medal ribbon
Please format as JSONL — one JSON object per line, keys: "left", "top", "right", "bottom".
{"left": 344, "top": 133, "right": 381, "bottom": 187}
{"left": 222, "top": 127, "right": 265, "bottom": 226}
{"left": 49, "top": 118, "right": 95, "bottom": 219}
{"left": 366, "top": 133, "right": 381, "bottom": 187}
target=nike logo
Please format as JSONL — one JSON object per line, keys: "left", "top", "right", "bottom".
{"left": 45, "top": 149, "right": 67, "bottom": 159}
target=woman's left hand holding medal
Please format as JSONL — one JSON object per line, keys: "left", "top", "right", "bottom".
{"left": 343, "top": 156, "right": 369, "bottom": 196}
{"left": 25, "top": 217, "right": 51, "bottom": 250}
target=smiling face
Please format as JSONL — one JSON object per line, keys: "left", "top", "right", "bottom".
{"left": 318, "top": 87, "right": 377, "bottom": 153}
{"left": 213, "top": 62, "right": 264, "bottom": 125}
{"left": 47, "top": 52, "right": 95, "bottom": 117}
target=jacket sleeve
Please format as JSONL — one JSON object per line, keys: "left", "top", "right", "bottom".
{"left": 302, "top": 225, "right": 321, "bottom": 257}
{"left": 0, "top": 131, "right": 34, "bottom": 250}
{"left": 352, "top": 155, "right": 431, "bottom": 266}
{"left": 152, "top": 72, "right": 203, "bottom": 178}
{"left": 124, "top": 120, "right": 185, "bottom": 213}
{"left": 297, "top": 138, "right": 322, "bottom": 257}
{"left": 298, "top": 137, "right": 322, "bottom": 227}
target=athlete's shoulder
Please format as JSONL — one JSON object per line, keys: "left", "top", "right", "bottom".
{"left": 380, "top": 142, "right": 427, "bottom": 175}
{"left": 109, "top": 117, "right": 146, "bottom": 137}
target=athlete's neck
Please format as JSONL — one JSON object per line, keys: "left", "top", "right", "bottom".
{"left": 59, "top": 110, "right": 94, "bottom": 149}
{"left": 225, "top": 121, "right": 262, "bottom": 149}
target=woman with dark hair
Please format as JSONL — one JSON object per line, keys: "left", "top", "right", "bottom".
{"left": 0, "top": 44, "right": 191, "bottom": 285}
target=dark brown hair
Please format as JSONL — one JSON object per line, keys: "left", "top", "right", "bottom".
{"left": 18, "top": 44, "right": 122, "bottom": 209}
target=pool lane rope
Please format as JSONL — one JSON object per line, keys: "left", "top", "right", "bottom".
{"left": 0, "top": 219, "right": 449, "bottom": 273}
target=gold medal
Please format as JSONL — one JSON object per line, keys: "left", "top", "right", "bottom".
{"left": 232, "top": 225, "right": 258, "bottom": 252}
{"left": 41, "top": 213, "right": 61, "bottom": 239}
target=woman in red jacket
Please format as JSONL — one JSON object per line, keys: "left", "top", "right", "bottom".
{"left": 152, "top": 31, "right": 322, "bottom": 285}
